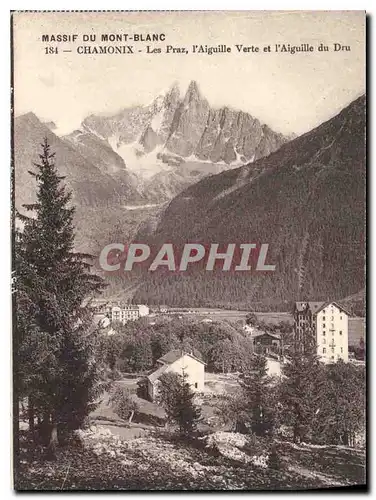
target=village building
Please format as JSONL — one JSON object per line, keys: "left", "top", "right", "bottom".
{"left": 251, "top": 331, "right": 282, "bottom": 358}
{"left": 293, "top": 301, "right": 349, "bottom": 363}
{"left": 147, "top": 350, "right": 205, "bottom": 402}
{"left": 109, "top": 304, "right": 140, "bottom": 323}
{"left": 93, "top": 302, "right": 150, "bottom": 326}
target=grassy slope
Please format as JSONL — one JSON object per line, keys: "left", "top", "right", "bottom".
{"left": 15, "top": 430, "right": 365, "bottom": 491}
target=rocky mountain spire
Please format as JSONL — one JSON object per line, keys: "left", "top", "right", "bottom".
{"left": 79, "top": 80, "right": 287, "bottom": 165}
{"left": 164, "top": 82, "right": 180, "bottom": 105}
{"left": 165, "top": 81, "right": 210, "bottom": 157}
{"left": 183, "top": 80, "right": 202, "bottom": 103}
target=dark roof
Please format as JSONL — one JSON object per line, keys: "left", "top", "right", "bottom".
{"left": 148, "top": 349, "right": 205, "bottom": 383}
{"left": 252, "top": 332, "right": 281, "bottom": 340}
{"left": 147, "top": 364, "right": 168, "bottom": 383}
{"left": 295, "top": 301, "right": 325, "bottom": 314}
{"left": 325, "top": 301, "right": 352, "bottom": 316}
{"left": 295, "top": 301, "right": 351, "bottom": 316}
{"left": 157, "top": 349, "right": 205, "bottom": 366}
{"left": 157, "top": 349, "right": 184, "bottom": 364}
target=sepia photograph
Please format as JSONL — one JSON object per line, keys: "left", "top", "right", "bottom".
{"left": 11, "top": 10, "right": 366, "bottom": 491}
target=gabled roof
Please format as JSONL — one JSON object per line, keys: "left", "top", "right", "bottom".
{"left": 295, "top": 301, "right": 351, "bottom": 316}
{"left": 157, "top": 349, "right": 205, "bottom": 366}
{"left": 157, "top": 349, "right": 184, "bottom": 365}
{"left": 148, "top": 349, "right": 205, "bottom": 384}
{"left": 317, "top": 301, "right": 351, "bottom": 316}
{"left": 295, "top": 301, "right": 325, "bottom": 314}
{"left": 252, "top": 331, "right": 281, "bottom": 340}
{"left": 147, "top": 364, "right": 169, "bottom": 383}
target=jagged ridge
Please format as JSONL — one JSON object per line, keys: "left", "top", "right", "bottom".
{"left": 79, "top": 80, "right": 287, "bottom": 168}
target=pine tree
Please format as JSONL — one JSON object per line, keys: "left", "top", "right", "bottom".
{"left": 238, "top": 354, "right": 274, "bottom": 436}
{"left": 15, "top": 139, "right": 105, "bottom": 457}
{"left": 313, "top": 361, "right": 365, "bottom": 446}
{"left": 245, "top": 312, "right": 258, "bottom": 326}
{"left": 279, "top": 342, "right": 323, "bottom": 443}
{"left": 14, "top": 228, "right": 54, "bottom": 445}
{"left": 158, "top": 371, "right": 202, "bottom": 438}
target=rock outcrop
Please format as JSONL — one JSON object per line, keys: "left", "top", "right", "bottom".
{"left": 78, "top": 80, "right": 287, "bottom": 166}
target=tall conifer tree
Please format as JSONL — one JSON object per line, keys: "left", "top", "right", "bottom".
{"left": 279, "top": 339, "right": 323, "bottom": 443}
{"left": 158, "top": 371, "right": 202, "bottom": 437}
{"left": 239, "top": 354, "right": 274, "bottom": 436}
{"left": 15, "top": 138, "right": 105, "bottom": 457}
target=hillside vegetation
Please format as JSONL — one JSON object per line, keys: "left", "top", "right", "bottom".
{"left": 132, "top": 96, "right": 365, "bottom": 308}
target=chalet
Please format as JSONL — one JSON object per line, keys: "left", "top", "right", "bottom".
{"left": 293, "top": 301, "right": 350, "bottom": 363}
{"left": 147, "top": 350, "right": 205, "bottom": 402}
{"left": 251, "top": 331, "right": 282, "bottom": 357}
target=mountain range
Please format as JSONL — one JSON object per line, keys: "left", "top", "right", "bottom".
{"left": 132, "top": 95, "right": 366, "bottom": 310}
{"left": 14, "top": 88, "right": 365, "bottom": 311}
{"left": 14, "top": 112, "right": 148, "bottom": 251}
{"left": 64, "top": 81, "right": 287, "bottom": 203}
{"left": 14, "top": 81, "right": 287, "bottom": 252}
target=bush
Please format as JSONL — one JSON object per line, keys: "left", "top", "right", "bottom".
{"left": 108, "top": 386, "right": 139, "bottom": 423}
{"left": 245, "top": 313, "right": 258, "bottom": 326}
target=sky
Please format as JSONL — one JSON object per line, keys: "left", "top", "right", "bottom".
{"left": 13, "top": 11, "right": 365, "bottom": 136}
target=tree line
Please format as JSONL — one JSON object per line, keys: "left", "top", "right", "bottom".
{"left": 216, "top": 346, "right": 365, "bottom": 447}
{"left": 111, "top": 345, "right": 365, "bottom": 450}
{"left": 95, "top": 314, "right": 288, "bottom": 377}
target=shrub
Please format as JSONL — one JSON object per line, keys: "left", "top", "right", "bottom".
{"left": 108, "top": 386, "right": 138, "bottom": 423}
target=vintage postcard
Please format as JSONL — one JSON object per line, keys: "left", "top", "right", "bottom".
{"left": 12, "top": 10, "right": 366, "bottom": 491}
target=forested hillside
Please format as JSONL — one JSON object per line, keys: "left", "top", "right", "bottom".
{"left": 132, "top": 96, "right": 366, "bottom": 308}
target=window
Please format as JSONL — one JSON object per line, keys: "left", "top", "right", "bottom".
{"left": 331, "top": 316, "right": 334, "bottom": 321}
{"left": 339, "top": 331, "right": 342, "bottom": 335}
{"left": 331, "top": 347, "right": 335, "bottom": 353}
{"left": 341, "top": 347, "right": 343, "bottom": 353}
{"left": 323, "top": 331, "right": 326, "bottom": 336}
{"left": 323, "top": 348, "right": 326, "bottom": 354}
{"left": 323, "top": 323, "right": 326, "bottom": 328}
{"left": 331, "top": 356, "right": 335, "bottom": 360}
{"left": 323, "top": 316, "right": 325, "bottom": 320}
{"left": 322, "top": 338, "right": 326, "bottom": 344}
{"left": 323, "top": 309, "right": 326, "bottom": 314}
{"left": 340, "top": 316, "right": 342, "bottom": 320}
{"left": 194, "top": 383, "right": 198, "bottom": 389}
